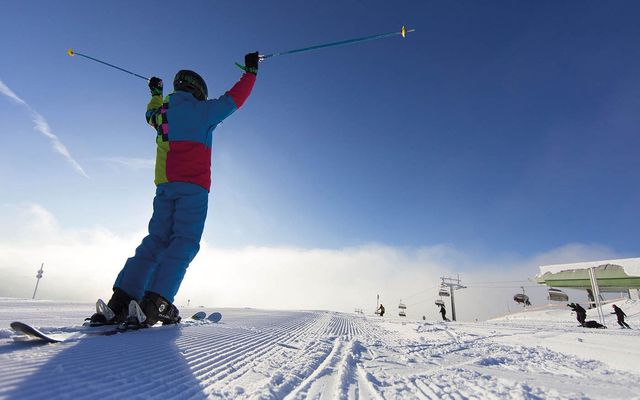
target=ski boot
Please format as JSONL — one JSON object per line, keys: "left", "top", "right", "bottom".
{"left": 120, "top": 292, "right": 181, "bottom": 329}
{"left": 139, "top": 292, "right": 181, "bottom": 326}
{"left": 85, "top": 288, "right": 133, "bottom": 326}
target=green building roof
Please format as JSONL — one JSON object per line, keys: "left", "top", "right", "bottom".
{"left": 535, "top": 258, "right": 640, "bottom": 291}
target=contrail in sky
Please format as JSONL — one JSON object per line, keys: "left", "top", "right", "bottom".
{"left": 0, "top": 79, "right": 89, "bottom": 178}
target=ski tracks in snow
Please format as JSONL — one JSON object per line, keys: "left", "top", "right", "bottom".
{"left": 1, "top": 310, "right": 640, "bottom": 399}
{"left": 208, "top": 312, "right": 383, "bottom": 399}
{"left": 158, "top": 313, "right": 640, "bottom": 399}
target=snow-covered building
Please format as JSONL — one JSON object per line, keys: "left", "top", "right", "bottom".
{"left": 535, "top": 257, "right": 640, "bottom": 293}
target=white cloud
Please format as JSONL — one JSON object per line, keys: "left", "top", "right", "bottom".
{"left": 0, "top": 80, "right": 26, "bottom": 105}
{"left": 31, "top": 113, "right": 89, "bottom": 178}
{"left": 0, "top": 79, "right": 89, "bottom": 178}
{"left": 0, "top": 203, "right": 623, "bottom": 321}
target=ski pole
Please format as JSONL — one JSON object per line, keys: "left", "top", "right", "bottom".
{"left": 262, "top": 25, "right": 414, "bottom": 61}
{"left": 235, "top": 26, "right": 415, "bottom": 70}
{"left": 67, "top": 49, "right": 149, "bottom": 81}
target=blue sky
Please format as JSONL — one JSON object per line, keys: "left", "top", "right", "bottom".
{"left": 1, "top": 1, "right": 640, "bottom": 312}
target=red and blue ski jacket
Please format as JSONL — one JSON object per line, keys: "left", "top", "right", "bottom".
{"left": 145, "top": 72, "right": 256, "bottom": 191}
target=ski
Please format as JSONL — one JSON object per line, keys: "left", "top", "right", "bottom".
{"left": 10, "top": 321, "right": 125, "bottom": 344}
{"left": 11, "top": 322, "right": 79, "bottom": 344}
{"left": 207, "top": 312, "right": 222, "bottom": 323}
{"left": 10, "top": 311, "right": 221, "bottom": 344}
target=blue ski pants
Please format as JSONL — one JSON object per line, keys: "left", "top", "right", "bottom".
{"left": 114, "top": 182, "right": 208, "bottom": 303}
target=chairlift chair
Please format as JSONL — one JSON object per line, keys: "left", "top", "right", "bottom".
{"left": 398, "top": 300, "right": 407, "bottom": 317}
{"left": 513, "top": 293, "right": 531, "bottom": 306}
{"left": 547, "top": 288, "right": 569, "bottom": 302}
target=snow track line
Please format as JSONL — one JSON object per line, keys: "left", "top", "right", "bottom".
{"left": 282, "top": 337, "right": 345, "bottom": 400}
{"left": 184, "top": 312, "right": 317, "bottom": 357}
{"left": 356, "top": 365, "right": 385, "bottom": 400}
{"left": 192, "top": 329, "right": 303, "bottom": 378}
{"left": 412, "top": 378, "right": 440, "bottom": 399}
{"left": 335, "top": 340, "right": 366, "bottom": 399}
{"left": 325, "top": 314, "right": 366, "bottom": 337}
{"left": 438, "top": 325, "right": 461, "bottom": 343}
{"left": 263, "top": 314, "right": 375, "bottom": 399}
{"left": 188, "top": 312, "right": 334, "bottom": 395}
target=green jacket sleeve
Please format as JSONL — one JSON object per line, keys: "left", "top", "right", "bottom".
{"left": 145, "top": 95, "right": 164, "bottom": 129}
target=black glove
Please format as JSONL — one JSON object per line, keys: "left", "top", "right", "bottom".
{"left": 148, "top": 77, "right": 163, "bottom": 96}
{"left": 244, "top": 52, "right": 259, "bottom": 75}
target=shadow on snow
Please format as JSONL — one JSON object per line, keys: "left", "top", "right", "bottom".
{"left": 4, "top": 326, "right": 207, "bottom": 399}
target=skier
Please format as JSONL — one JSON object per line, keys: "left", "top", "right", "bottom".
{"left": 567, "top": 303, "right": 587, "bottom": 326}
{"left": 377, "top": 304, "right": 386, "bottom": 317}
{"left": 575, "top": 303, "right": 587, "bottom": 326}
{"left": 89, "top": 52, "right": 260, "bottom": 327}
{"left": 611, "top": 304, "right": 631, "bottom": 329}
{"left": 438, "top": 304, "right": 449, "bottom": 322}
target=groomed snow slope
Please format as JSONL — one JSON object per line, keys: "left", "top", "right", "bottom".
{"left": 0, "top": 298, "right": 638, "bottom": 399}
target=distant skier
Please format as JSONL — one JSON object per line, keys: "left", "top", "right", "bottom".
{"left": 583, "top": 320, "right": 606, "bottom": 329}
{"left": 567, "top": 303, "right": 587, "bottom": 326}
{"left": 575, "top": 303, "right": 587, "bottom": 326}
{"left": 439, "top": 304, "right": 450, "bottom": 322}
{"left": 611, "top": 304, "right": 631, "bottom": 329}
{"left": 88, "top": 53, "right": 260, "bottom": 327}
{"left": 377, "top": 304, "right": 386, "bottom": 317}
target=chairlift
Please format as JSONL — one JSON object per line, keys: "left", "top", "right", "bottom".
{"left": 513, "top": 286, "right": 532, "bottom": 307}
{"left": 398, "top": 300, "right": 407, "bottom": 317}
{"left": 438, "top": 286, "right": 450, "bottom": 297}
{"left": 547, "top": 288, "right": 569, "bottom": 302}
{"left": 435, "top": 299, "right": 445, "bottom": 307}
{"left": 513, "top": 293, "right": 531, "bottom": 306}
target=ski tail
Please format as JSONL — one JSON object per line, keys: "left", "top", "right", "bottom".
{"left": 191, "top": 311, "right": 207, "bottom": 320}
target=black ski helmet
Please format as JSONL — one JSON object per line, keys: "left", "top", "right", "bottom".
{"left": 173, "top": 70, "right": 208, "bottom": 101}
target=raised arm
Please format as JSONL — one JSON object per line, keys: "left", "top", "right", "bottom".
{"left": 145, "top": 77, "right": 164, "bottom": 130}
{"left": 226, "top": 72, "right": 257, "bottom": 109}
{"left": 206, "top": 52, "right": 259, "bottom": 126}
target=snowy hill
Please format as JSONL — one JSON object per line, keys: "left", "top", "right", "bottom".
{"left": 0, "top": 298, "right": 638, "bottom": 399}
